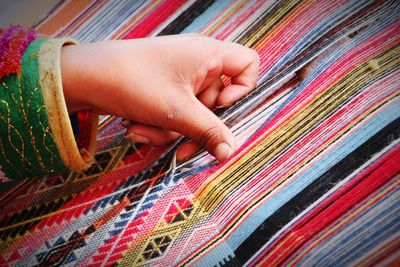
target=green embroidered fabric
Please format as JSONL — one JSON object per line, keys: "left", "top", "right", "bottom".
{"left": 0, "top": 38, "right": 67, "bottom": 179}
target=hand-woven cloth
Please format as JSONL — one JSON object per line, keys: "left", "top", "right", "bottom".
{"left": 0, "top": 0, "right": 399, "bottom": 266}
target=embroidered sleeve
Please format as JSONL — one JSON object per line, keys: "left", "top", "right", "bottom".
{"left": 0, "top": 25, "right": 98, "bottom": 179}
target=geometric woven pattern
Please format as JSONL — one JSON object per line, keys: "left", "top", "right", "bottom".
{"left": 1, "top": 0, "right": 399, "bottom": 266}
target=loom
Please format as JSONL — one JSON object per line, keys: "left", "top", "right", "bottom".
{"left": 0, "top": 0, "right": 399, "bottom": 266}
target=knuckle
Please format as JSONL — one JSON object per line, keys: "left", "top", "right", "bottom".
{"left": 207, "top": 56, "right": 223, "bottom": 75}
{"left": 165, "top": 105, "right": 180, "bottom": 122}
{"left": 197, "top": 126, "right": 221, "bottom": 147}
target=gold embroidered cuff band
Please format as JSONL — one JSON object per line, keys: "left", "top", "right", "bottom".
{"left": 0, "top": 37, "right": 98, "bottom": 179}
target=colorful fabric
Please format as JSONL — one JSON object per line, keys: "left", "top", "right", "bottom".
{"left": 0, "top": 34, "right": 99, "bottom": 180}
{"left": 0, "top": 25, "right": 36, "bottom": 79}
{"left": 1, "top": 0, "right": 399, "bottom": 266}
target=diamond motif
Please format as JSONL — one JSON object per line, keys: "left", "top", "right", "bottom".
{"left": 142, "top": 235, "right": 173, "bottom": 260}
{"left": 164, "top": 198, "right": 194, "bottom": 224}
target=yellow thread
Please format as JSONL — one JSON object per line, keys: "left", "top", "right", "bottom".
{"left": 203, "top": 0, "right": 250, "bottom": 36}
{"left": 26, "top": 87, "right": 40, "bottom": 111}
{"left": 197, "top": 49, "right": 398, "bottom": 211}
{"left": 36, "top": 107, "right": 56, "bottom": 168}
{"left": 368, "top": 59, "right": 380, "bottom": 71}
{"left": 17, "top": 76, "right": 46, "bottom": 170}
{"left": 193, "top": 91, "right": 399, "bottom": 264}
{"left": 119, "top": 204, "right": 201, "bottom": 265}
{"left": 179, "top": 49, "right": 399, "bottom": 266}
{"left": 0, "top": 100, "right": 31, "bottom": 168}
{"left": 244, "top": 0, "right": 306, "bottom": 48}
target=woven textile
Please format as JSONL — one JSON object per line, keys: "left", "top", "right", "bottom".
{"left": 1, "top": 0, "right": 399, "bottom": 266}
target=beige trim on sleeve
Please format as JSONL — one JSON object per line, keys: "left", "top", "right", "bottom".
{"left": 38, "top": 38, "right": 98, "bottom": 171}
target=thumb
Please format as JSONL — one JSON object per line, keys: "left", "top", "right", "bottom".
{"left": 175, "top": 99, "right": 236, "bottom": 162}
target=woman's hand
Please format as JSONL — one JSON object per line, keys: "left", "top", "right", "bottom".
{"left": 61, "top": 34, "right": 259, "bottom": 162}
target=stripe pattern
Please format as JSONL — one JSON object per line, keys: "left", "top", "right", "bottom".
{"left": 0, "top": 0, "right": 399, "bottom": 266}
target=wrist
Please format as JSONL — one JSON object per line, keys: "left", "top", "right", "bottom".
{"left": 61, "top": 44, "right": 88, "bottom": 113}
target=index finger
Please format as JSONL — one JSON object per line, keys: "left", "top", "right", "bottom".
{"left": 214, "top": 40, "right": 260, "bottom": 107}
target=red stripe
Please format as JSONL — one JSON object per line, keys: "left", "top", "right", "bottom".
{"left": 184, "top": 23, "right": 399, "bottom": 193}
{"left": 256, "top": 145, "right": 400, "bottom": 266}
{"left": 122, "top": 0, "right": 187, "bottom": 39}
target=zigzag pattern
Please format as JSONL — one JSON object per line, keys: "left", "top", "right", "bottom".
{"left": 1, "top": 0, "right": 399, "bottom": 266}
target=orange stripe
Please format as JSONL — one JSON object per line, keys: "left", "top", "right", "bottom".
{"left": 203, "top": 0, "right": 250, "bottom": 36}
{"left": 62, "top": 0, "right": 110, "bottom": 36}
{"left": 36, "top": 0, "right": 94, "bottom": 35}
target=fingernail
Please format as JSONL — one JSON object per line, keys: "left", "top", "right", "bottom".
{"left": 214, "top": 143, "right": 232, "bottom": 162}
{"left": 124, "top": 133, "right": 134, "bottom": 141}
{"left": 216, "top": 105, "right": 227, "bottom": 109}
{"left": 120, "top": 119, "right": 131, "bottom": 127}
{"left": 125, "top": 133, "right": 150, "bottom": 144}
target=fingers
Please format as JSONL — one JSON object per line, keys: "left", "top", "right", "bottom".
{"left": 123, "top": 122, "right": 181, "bottom": 146}
{"left": 119, "top": 37, "right": 257, "bottom": 163}
{"left": 122, "top": 117, "right": 227, "bottom": 163}
{"left": 122, "top": 120, "right": 209, "bottom": 163}
{"left": 172, "top": 98, "right": 236, "bottom": 162}
{"left": 198, "top": 77, "right": 224, "bottom": 109}
{"left": 215, "top": 41, "right": 260, "bottom": 106}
